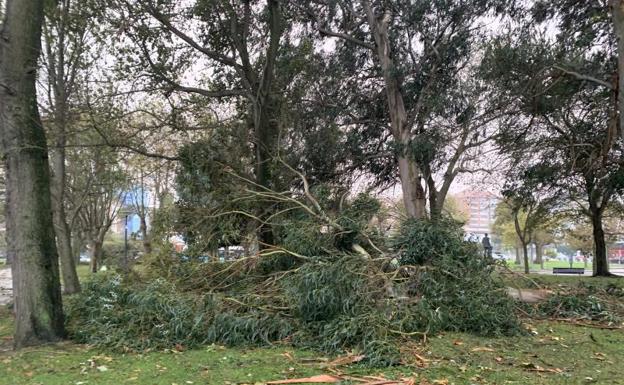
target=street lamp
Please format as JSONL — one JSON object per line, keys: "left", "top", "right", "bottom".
{"left": 124, "top": 213, "right": 128, "bottom": 270}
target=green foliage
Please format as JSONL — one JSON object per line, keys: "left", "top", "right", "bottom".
{"left": 66, "top": 274, "right": 213, "bottom": 350}
{"left": 521, "top": 290, "right": 623, "bottom": 323}
{"left": 287, "top": 257, "right": 372, "bottom": 323}
{"left": 390, "top": 218, "right": 521, "bottom": 336}
{"left": 100, "top": 237, "right": 142, "bottom": 267}
{"left": 68, "top": 218, "right": 521, "bottom": 366}
{"left": 391, "top": 218, "right": 469, "bottom": 265}
{"left": 206, "top": 313, "right": 293, "bottom": 346}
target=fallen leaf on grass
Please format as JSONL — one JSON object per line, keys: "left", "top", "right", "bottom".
{"left": 281, "top": 352, "right": 295, "bottom": 361}
{"left": 471, "top": 347, "right": 495, "bottom": 352}
{"left": 414, "top": 353, "right": 429, "bottom": 367}
{"left": 432, "top": 379, "right": 449, "bottom": 385}
{"left": 452, "top": 340, "right": 463, "bottom": 346}
{"left": 325, "top": 354, "right": 365, "bottom": 367}
{"left": 593, "top": 352, "right": 606, "bottom": 361}
{"left": 520, "top": 362, "right": 563, "bottom": 374}
{"left": 494, "top": 356, "right": 503, "bottom": 363}
{"left": 96, "top": 365, "right": 109, "bottom": 372}
{"left": 266, "top": 375, "right": 342, "bottom": 384}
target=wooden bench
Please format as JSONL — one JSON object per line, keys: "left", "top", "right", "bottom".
{"left": 552, "top": 267, "right": 585, "bottom": 275}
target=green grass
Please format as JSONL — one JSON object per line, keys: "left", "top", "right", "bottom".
{"left": 505, "top": 260, "right": 624, "bottom": 271}
{"left": 499, "top": 271, "right": 624, "bottom": 290}
{"left": 1, "top": 266, "right": 623, "bottom": 384}
{"left": 75, "top": 263, "right": 92, "bottom": 283}
{"left": 1, "top": 304, "right": 624, "bottom": 385}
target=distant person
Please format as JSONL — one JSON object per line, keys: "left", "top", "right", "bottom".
{"left": 482, "top": 233, "right": 493, "bottom": 258}
{"left": 568, "top": 254, "right": 574, "bottom": 268}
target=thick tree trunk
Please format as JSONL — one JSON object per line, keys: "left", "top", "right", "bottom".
{"left": 249, "top": 0, "right": 283, "bottom": 247}
{"left": 398, "top": 156, "right": 427, "bottom": 219}
{"left": 0, "top": 0, "right": 66, "bottom": 347}
{"left": 590, "top": 207, "right": 610, "bottom": 276}
{"left": 535, "top": 243, "right": 544, "bottom": 269}
{"left": 363, "top": 2, "right": 427, "bottom": 219}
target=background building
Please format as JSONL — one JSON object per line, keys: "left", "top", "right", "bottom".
{"left": 453, "top": 190, "right": 499, "bottom": 238}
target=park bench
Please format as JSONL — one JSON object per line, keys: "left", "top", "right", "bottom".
{"left": 552, "top": 267, "right": 585, "bottom": 275}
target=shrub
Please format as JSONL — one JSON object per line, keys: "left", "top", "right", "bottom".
{"left": 67, "top": 217, "right": 522, "bottom": 365}
{"left": 530, "top": 293, "right": 620, "bottom": 322}
{"left": 391, "top": 217, "right": 470, "bottom": 265}
{"left": 391, "top": 218, "right": 521, "bottom": 336}
{"left": 66, "top": 274, "right": 214, "bottom": 350}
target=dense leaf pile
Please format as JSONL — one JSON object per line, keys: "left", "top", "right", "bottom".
{"left": 519, "top": 283, "right": 624, "bottom": 323}
{"left": 66, "top": 219, "right": 522, "bottom": 366}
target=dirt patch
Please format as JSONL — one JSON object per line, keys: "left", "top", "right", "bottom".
{"left": 506, "top": 287, "right": 552, "bottom": 303}
{"left": 0, "top": 268, "right": 12, "bottom": 306}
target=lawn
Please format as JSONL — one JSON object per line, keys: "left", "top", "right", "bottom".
{"left": 499, "top": 270, "right": 624, "bottom": 290}
{"left": 505, "top": 260, "right": 624, "bottom": 271}
{"left": 1, "top": 269, "right": 624, "bottom": 385}
{"left": 1, "top": 304, "right": 624, "bottom": 385}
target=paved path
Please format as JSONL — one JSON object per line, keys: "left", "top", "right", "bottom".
{"left": 0, "top": 268, "right": 11, "bottom": 306}
{"left": 533, "top": 268, "right": 624, "bottom": 276}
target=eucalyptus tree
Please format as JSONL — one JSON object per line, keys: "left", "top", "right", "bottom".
{"left": 0, "top": 0, "right": 65, "bottom": 346}
{"left": 300, "top": 0, "right": 512, "bottom": 219}
{"left": 483, "top": 1, "right": 624, "bottom": 276}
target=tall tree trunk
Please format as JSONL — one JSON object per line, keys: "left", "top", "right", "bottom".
{"left": 535, "top": 243, "right": 544, "bottom": 269}
{"left": 72, "top": 232, "right": 84, "bottom": 264}
{"left": 139, "top": 214, "right": 151, "bottom": 254}
{"left": 54, "top": 214, "right": 80, "bottom": 293}
{"left": 513, "top": 210, "right": 530, "bottom": 274}
{"left": 47, "top": 0, "right": 80, "bottom": 294}
{"left": 250, "top": 0, "right": 282, "bottom": 246}
{"left": 612, "top": 0, "right": 624, "bottom": 139}
{"left": 0, "top": 0, "right": 65, "bottom": 347}
{"left": 363, "top": 1, "right": 427, "bottom": 219}
{"left": 51, "top": 148, "right": 80, "bottom": 293}
{"left": 522, "top": 243, "right": 530, "bottom": 274}
{"left": 398, "top": 156, "right": 427, "bottom": 219}
{"left": 590, "top": 206, "right": 610, "bottom": 276}
{"left": 88, "top": 238, "right": 103, "bottom": 273}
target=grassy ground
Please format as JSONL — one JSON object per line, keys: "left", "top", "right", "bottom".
{"left": 505, "top": 260, "right": 624, "bottom": 271}
{"left": 1, "top": 269, "right": 624, "bottom": 384}
{"left": 499, "top": 270, "right": 624, "bottom": 290}
{"left": 1, "top": 306, "right": 624, "bottom": 384}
